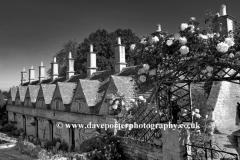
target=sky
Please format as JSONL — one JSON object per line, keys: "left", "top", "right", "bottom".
{"left": 0, "top": 0, "right": 240, "bottom": 91}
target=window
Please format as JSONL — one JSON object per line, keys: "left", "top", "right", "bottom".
{"left": 56, "top": 101, "right": 61, "bottom": 110}
{"left": 56, "top": 126, "right": 62, "bottom": 134}
{"left": 78, "top": 102, "right": 82, "bottom": 111}
{"left": 27, "top": 99, "right": 31, "bottom": 107}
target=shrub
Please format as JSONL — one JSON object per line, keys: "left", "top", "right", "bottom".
{"left": 60, "top": 140, "right": 68, "bottom": 152}
{"left": 79, "top": 135, "right": 123, "bottom": 160}
{"left": 2, "top": 123, "right": 14, "bottom": 132}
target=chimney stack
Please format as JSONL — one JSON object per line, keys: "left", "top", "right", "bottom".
{"left": 29, "top": 66, "right": 35, "bottom": 83}
{"left": 51, "top": 56, "right": 59, "bottom": 81}
{"left": 213, "top": 5, "right": 235, "bottom": 36}
{"left": 87, "top": 44, "right": 97, "bottom": 77}
{"left": 39, "top": 61, "right": 45, "bottom": 82}
{"left": 157, "top": 24, "right": 161, "bottom": 32}
{"left": 220, "top": 4, "right": 227, "bottom": 16}
{"left": 66, "top": 52, "right": 75, "bottom": 79}
{"left": 21, "top": 67, "right": 27, "bottom": 85}
{"left": 114, "top": 37, "right": 126, "bottom": 73}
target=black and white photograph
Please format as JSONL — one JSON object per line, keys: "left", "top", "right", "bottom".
{"left": 0, "top": 1, "right": 240, "bottom": 159}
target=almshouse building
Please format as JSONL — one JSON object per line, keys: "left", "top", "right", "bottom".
{"left": 6, "top": 36, "right": 147, "bottom": 151}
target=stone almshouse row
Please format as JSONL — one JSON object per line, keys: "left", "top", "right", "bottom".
{"left": 6, "top": 5, "right": 239, "bottom": 159}
{"left": 6, "top": 37, "right": 146, "bottom": 151}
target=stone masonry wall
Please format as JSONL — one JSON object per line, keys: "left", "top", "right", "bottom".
{"left": 207, "top": 81, "right": 240, "bottom": 130}
{"left": 120, "top": 138, "right": 163, "bottom": 160}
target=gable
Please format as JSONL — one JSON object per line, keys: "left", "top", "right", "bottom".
{"left": 41, "top": 84, "right": 56, "bottom": 104}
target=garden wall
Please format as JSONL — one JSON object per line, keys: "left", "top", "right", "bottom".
{"left": 119, "top": 137, "right": 163, "bottom": 160}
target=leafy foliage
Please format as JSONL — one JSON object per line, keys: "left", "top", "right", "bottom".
{"left": 47, "top": 29, "right": 140, "bottom": 77}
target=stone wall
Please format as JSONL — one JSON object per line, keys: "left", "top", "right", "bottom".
{"left": 207, "top": 81, "right": 240, "bottom": 130}
{"left": 119, "top": 137, "right": 163, "bottom": 160}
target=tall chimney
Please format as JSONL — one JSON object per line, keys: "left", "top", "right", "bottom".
{"left": 87, "top": 44, "right": 97, "bottom": 77}
{"left": 66, "top": 52, "right": 75, "bottom": 79}
{"left": 29, "top": 66, "right": 35, "bottom": 83}
{"left": 38, "top": 61, "right": 45, "bottom": 82}
{"left": 51, "top": 56, "right": 58, "bottom": 81}
{"left": 220, "top": 4, "right": 227, "bottom": 16}
{"left": 114, "top": 37, "right": 126, "bottom": 73}
{"left": 213, "top": 5, "right": 235, "bottom": 36}
{"left": 157, "top": 24, "right": 161, "bottom": 32}
{"left": 21, "top": 67, "right": 27, "bottom": 85}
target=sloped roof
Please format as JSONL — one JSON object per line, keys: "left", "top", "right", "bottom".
{"left": 95, "top": 77, "right": 111, "bottom": 110}
{"left": 57, "top": 82, "right": 77, "bottom": 104}
{"left": 28, "top": 85, "right": 40, "bottom": 103}
{"left": 38, "top": 78, "right": 52, "bottom": 84}
{"left": 79, "top": 79, "right": 100, "bottom": 106}
{"left": 111, "top": 75, "right": 136, "bottom": 103}
{"left": 41, "top": 84, "right": 56, "bottom": 104}
{"left": 89, "top": 69, "right": 115, "bottom": 82}
{"left": 66, "top": 74, "right": 87, "bottom": 83}
{"left": 9, "top": 87, "right": 18, "bottom": 102}
{"left": 21, "top": 82, "right": 29, "bottom": 86}
{"left": 30, "top": 80, "right": 40, "bottom": 85}
{"left": 18, "top": 86, "right": 28, "bottom": 102}
{"left": 50, "top": 77, "right": 66, "bottom": 84}
{"left": 116, "top": 65, "right": 142, "bottom": 77}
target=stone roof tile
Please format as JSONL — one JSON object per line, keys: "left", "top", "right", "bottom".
{"left": 10, "top": 87, "right": 18, "bottom": 102}
{"left": 28, "top": 85, "right": 40, "bottom": 103}
{"left": 111, "top": 75, "right": 136, "bottom": 103}
{"left": 18, "top": 86, "right": 28, "bottom": 102}
{"left": 57, "top": 82, "right": 77, "bottom": 104}
{"left": 79, "top": 79, "right": 100, "bottom": 106}
{"left": 41, "top": 84, "right": 56, "bottom": 104}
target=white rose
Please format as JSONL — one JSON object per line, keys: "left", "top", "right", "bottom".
{"left": 188, "top": 25, "right": 195, "bottom": 32}
{"left": 109, "top": 100, "right": 113, "bottom": 105}
{"left": 130, "top": 44, "right": 136, "bottom": 51}
{"left": 194, "top": 109, "right": 200, "bottom": 113}
{"left": 140, "top": 38, "right": 147, "bottom": 44}
{"left": 143, "top": 64, "right": 150, "bottom": 71}
{"left": 138, "top": 96, "right": 144, "bottom": 100}
{"left": 174, "top": 33, "right": 181, "bottom": 40}
{"left": 195, "top": 113, "right": 201, "bottom": 119}
{"left": 152, "top": 36, "right": 159, "bottom": 43}
{"left": 130, "top": 99, "right": 135, "bottom": 103}
{"left": 115, "top": 100, "right": 119, "bottom": 105}
{"left": 166, "top": 40, "right": 173, "bottom": 46}
{"left": 224, "top": 38, "right": 235, "bottom": 47}
{"left": 180, "top": 23, "right": 189, "bottom": 31}
{"left": 112, "top": 104, "right": 118, "bottom": 109}
{"left": 149, "top": 69, "right": 156, "bottom": 76}
{"left": 199, "top": 34, "right": 208, "bottom": 40}
{"left": 179, "top": 37, "right": 187, "bottom": 45}
{"left": 179, "top": 46, "right": 189, "bottom": 55}
{"left": 139, "top": 75, "right": 147, "bottom": 82}
{"left": 138, "top": 68, "right": 145, "bottom": 75}
{"left": 216, "top": 42, "right": 229, "bottom": 53}
{"left": 229, "top": 53, "right": 234, "bottom": 58}
{"left": 206, "top": 66, "right": 213, "bottom": 72}
{"left": 192, "top": 111, "right": 196, "bottom": 116}
{"left": 207, "top": 33, "right": 214, "bottom": 38}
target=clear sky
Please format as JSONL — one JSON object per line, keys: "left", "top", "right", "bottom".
{"left": 0, "top": 0, "right": 240, "bottom": 91}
